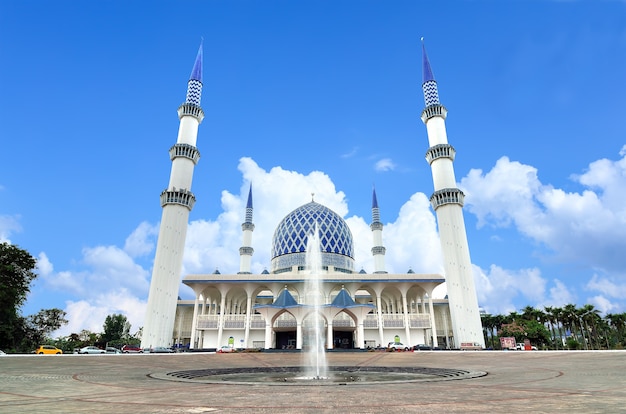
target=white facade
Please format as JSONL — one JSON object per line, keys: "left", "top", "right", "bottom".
{"left": 175, "top": 270, "right": 453, "bottom": 350}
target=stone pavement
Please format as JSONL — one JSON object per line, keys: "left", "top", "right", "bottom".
{"left": 1, "top": 350, "right": 625, "bottom": 413}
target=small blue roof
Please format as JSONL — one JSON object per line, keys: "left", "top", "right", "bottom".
{"left": 372, "top": 187, "right": 379, "bottom": 209}
{"left": 331, "top": 289, "right": 357, "bottom": 307}
{"left": 273, "top": 287, "right": 299, "bottom": 307}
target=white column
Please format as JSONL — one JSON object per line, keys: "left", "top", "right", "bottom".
{"left": 402, "top": 294, "right": 411, "bottom": 346}
{"left": 443, "top": 308, "right": 450, "bottom": 349}
{"left": 189, "top": 295, "right": 200, "bottom": 349}
{"left": 296, "top": 322, "right": 303, "bottom": 349}
{"left": 428, "top": 296, "right": 439, "bottom": 348}
{"left": 357, "top": 320, "right": 365, "bottom": 349}
{"left": 376, "top": 295, "right": 384, "bottom": 346}
{"left": 264, "top": 319, "right": 272, "bottom": 349}
{"left": 216, "top": 295, "right": 226, "bottom": 346}
{"left": 327, "top": 322, "right": 333, "bottom": 349}
{"left": 244, "top": 294, "right": 252, "bottom": 348}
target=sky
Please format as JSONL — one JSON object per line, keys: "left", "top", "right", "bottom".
{"left": 1, "top": 1, "right": 626, "bottom": 337}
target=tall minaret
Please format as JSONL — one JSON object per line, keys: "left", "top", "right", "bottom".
{"left": 238, "top": 184, "right": 255, "bottom": 274}
{"left": 142, "top": 43, "right": 204, "bottom": 348}
{"left": 370, "top": 187, "right": 387, "bottom": 273}
{"left": 419, "top": 39, "right": 484, "bottom": 347}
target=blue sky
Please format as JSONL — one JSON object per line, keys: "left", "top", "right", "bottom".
{"left": 2, "top": 1, "right": 626, "bottom": 336}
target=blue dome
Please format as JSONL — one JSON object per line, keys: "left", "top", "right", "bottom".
{"left": 271, "top": 202, "right": 354, "bottom": 273}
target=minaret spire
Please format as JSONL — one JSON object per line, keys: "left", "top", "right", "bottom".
{"left": 421, "top": 38, "right": 440, "bottom": 108}
{"left": 239, "top": 183, "right": 255, "bottom": 274}
{"left": 419, "top": 39, "right": 484, "bottom": 348}
{"left": 142, "top": 42, "right": 205, "bottom": 349}
{"left": 370, "top": 186, "right": 387, "bottom": 274}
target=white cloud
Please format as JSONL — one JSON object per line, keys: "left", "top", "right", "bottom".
{"left": 36, "top": 252, "right": 53, "bottom": 276}
{"left": 462, "top": 150, "right": 626, "bottom": 276}
{"left": 473, "top": 264, "right": 547, "bottom": 315}
{"left": 0, "top": 214, "right": 21, "bottom": 243}
{"left": 55, "top": 289, "right": 146, "bottom": 338}
{"left": 586, "top": 274, "right": 626, "bottom": 299}
{"left": 375, "top": 158, "right": 396, "bottom": 172}
{"left": 124, "top": 221, "right": 158, "bottom": 258}
{"left": 38, "top": 147, "right": 626, "bottom": 336}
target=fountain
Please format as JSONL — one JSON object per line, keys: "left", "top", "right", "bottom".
{"left": 300, "top": 224, "right": 328, "bottom": 380}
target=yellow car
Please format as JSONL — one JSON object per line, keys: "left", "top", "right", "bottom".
{"left": 33, "top": 345, "right": 63, "bottom": 355}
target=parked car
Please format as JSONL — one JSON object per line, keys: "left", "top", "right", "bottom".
{"left": 217, "top": 345, "right": 235, "bottom": 353}
{"left": 78, "top": 346, "right": 105, "bottom": 354}
{"left": 150, "top": 346, "right": 174, "bottom": 353}
{"left": 121, "top": 344, "right": 143, "bottom": 353}
{"left": 33, "top": 345, "right": 63, "bottom": 355}
{"left": 412, "top": 344, "right": 432, "bottom": 351}
{"left": 387, "top": 342, "right": 410, "bottom": 351}
{"left": 516, "top": 343, "right": 538, "bottom": 351}
{"left": 106, "top": 347, "right": 122, "bottom": 354}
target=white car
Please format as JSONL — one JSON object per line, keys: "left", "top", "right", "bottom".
{"left": 387, "top": 342, "right": 410, "bottom": 351}
{"left": 78, "top": 346, "right": 105, "bottom": 354}
{"left": 217, "top": 345, "right": 235, "bottom": 353}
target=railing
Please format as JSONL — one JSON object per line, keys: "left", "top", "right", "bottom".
{"left": 195, "top": 313, "right": 432, "bottom": 330}
{"left": 409, "top": 314, "right": 431, "bottom": 328}
{"left": 196, "top": 315, "right": 219, "bottom": 329}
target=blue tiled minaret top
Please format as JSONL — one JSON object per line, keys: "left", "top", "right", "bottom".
{"left": 421, "top": 39, "right": 440, "bottom": 107}
{"left": 186, "top": 42, "right": 203, "bottom": 106}
{"left": 245, "top": 184, "right": 253, "bottom": 223}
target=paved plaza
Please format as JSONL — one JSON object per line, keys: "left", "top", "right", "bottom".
{"left": 1, "top": 350, "right": 625, "bottom": 413}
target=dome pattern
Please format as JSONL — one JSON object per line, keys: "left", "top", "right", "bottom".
{"left": 271, "top": 202, "right": 354, "bottom": 272}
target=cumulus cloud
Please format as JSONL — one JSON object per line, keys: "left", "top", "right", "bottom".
{"left": 181, "top": 157, "right": 441, "bottom": 279}
{"left": 0, "top": 214, "right": 21, "bottom": 243}
{"left": 56, "top": 289, "right": 146, "bottom": 337}
{"left": 375, "top": 158, "right": 396, "bottom": 172}
{"left": 462, "top": 151, "right": 626, "bottom": 274}
{"left": 124, "top": 221, "right": 158, "bottom": 258}
{"left": 463, "top": 148, "right": 626, "bottom": 313}
{"left": 474, "top": 264, "right": 547, "bottom": 315}
{"left": 42, "top": 147, "right": 626, "bottom": 336}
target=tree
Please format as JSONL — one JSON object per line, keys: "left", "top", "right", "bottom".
{"left": 26, "top": 308, "right": 68, "bottom": 345}
{"left": 102, "top": 314, "right": 131, "bottom": 343}
{"left": 0, "top": 242, "right": 37, "bottom": 350}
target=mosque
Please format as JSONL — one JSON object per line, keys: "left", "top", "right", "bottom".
{"left": 141, "top": 41, "right": 485, "bottom": 351}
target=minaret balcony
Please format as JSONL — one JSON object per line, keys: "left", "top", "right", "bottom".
{"left": 430, "top": 188, "right": 465, "bottom": 210}
{"left": 420, "top": 104, "right": 447, "bottom": 123}
{"left": 241, "top": 222, "right": 255, "bottom": 231}
{"left": 177, "top": 103, "right": 205, "bottom": 123}
{"left": 371, "top": 246, "right": 386, "bottom": 255}
{"left": 160, "top": 188, "right": 196, "bottom": 210}
{"left": 425, "top": 144, "right": 456, "bottom": 165}
{"left": 370, "top": 222, "right": 383, "bottom": 231}
{"left": 239, "top": 246, "right": 254, "bottom": 256}
{"left": 169, "top": 143, "right": 200, "bottom": 164}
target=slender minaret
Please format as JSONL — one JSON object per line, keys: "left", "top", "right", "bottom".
{"left": 142, "top": 43, "right": 204, "bottom": 348}
{"left": 370, "top": 187, "right": 387, "bottom": 273}
{"left": 419, "top": 39, "right": 484, "bottom": 347}
{"left": 238, "top": 184, "right": 255, "bottom": 274}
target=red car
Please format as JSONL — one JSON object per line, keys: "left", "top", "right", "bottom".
{"left": 121, "top": 345, "right": 143, "bottom": 353}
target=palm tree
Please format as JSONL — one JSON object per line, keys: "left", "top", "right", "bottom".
{"left": 544, "top": 306, "right": 558, "bottom": 349}
{"left": 606, "top": 313, "right": 626, "bottom": 348}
